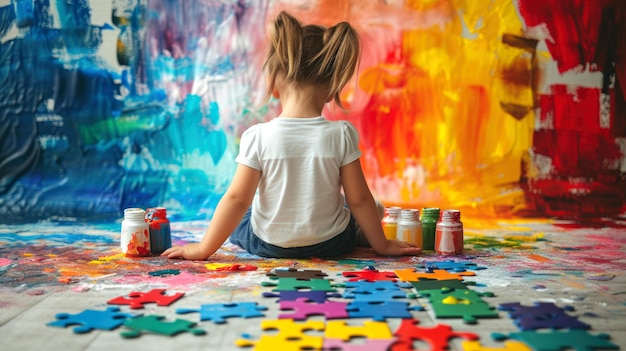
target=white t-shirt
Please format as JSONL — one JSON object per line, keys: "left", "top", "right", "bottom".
{"left": 235, "top": 116, "right": 362, "bottom": 248}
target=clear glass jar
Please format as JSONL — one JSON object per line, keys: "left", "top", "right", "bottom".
{"left": 146, "top": 207, "right": 172, "bottom": 254}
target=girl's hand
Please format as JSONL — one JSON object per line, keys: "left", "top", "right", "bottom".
{"left": 374, "top": 239, "right": 422, "bottom": 257}
{"left": 161, "top": 243, "right": 208, "bottom": 261}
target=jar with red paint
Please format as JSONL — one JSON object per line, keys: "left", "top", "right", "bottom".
{"left": 145, "top": 207, "right": 171, "bottom": 254}
{"left": 435, "top": 209, "right": 463, "bottom": 255}
{"left": 121, "top": 208, "right": 151, "bottom": 257}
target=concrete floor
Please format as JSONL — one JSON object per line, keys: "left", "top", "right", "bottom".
{"left": 0, "top": 217, "right": 625, "bottom": 350}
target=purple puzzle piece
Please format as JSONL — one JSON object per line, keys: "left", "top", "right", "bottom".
{"left": 279, "top": 298, "right": 349, "bottom": 320}
{"left": 498, "top": 302, "right": 591, "bottom": 330}
{"left": 263, "top": 290, "right": 342, "bottom": 303}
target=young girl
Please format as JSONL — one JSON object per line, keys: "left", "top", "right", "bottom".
{"left": 162, "top": 11, "right": 421, "bottom": 260}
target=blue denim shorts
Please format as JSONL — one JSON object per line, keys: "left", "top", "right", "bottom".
{"left": 229, "top": 208, "right": 358, "bottom": 258}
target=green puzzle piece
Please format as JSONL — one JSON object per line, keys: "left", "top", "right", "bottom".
{"left": 120, "top": 315, "right": 206, "bottom": 338}
{"left": 261, "top": 277, "right": 337, "bottom": 292}
{"left": 419, "top": 287, "right": 498, "bottom": 324}
{"left": 492, "top": 329, "right": 619, "bottom": 351}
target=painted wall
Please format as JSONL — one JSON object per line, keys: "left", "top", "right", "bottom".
{"left": 0, "top": 0, "right": 624, "bottom": 222}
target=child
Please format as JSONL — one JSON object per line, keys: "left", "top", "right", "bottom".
{"left": 162, "top": 11, "right": 421, "bottom": 260}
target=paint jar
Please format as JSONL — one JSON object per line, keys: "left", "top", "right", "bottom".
{"left": 145, "top": 207, "right": 172, "bottom": 254}
{"left": 420, "top": 208, "right": 440, "bottom": 250}
{"left": 382, "top": 206, "right": 402, "bottom": 240}
{"left": 397, "top": 209, "right": 423, "bottom": 248}
{"left": 121, "top": 208, "right": 151, "bottom": 257}
{"left": 435, "top": 209, "right": 463, "bottom": 255}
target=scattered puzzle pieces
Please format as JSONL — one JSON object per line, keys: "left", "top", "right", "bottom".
{"left": 120, "top": 315, "right": 206, "bottom": 338}
{"left": 498, "top": 302, "right": 591, "bottom": 330}
{"left": 394, "top": 268, "right": 476, "bottom": 282}
{"left": 262, "top": 277, "right": 337, "bottom": 292}
{"left": 176, "top": 302, "right": 267, "bottom": 324}
{"left": 47, "top": 307, "right": 137, "bottom": 334}
{"left": 492, "top": 329, "right": 619, "bottom": 351}
{"left": 279, "top": 298, "right": 349, "bottom": 320}
{"left": 419, "top": 288, "right": 498, "bottom": 324}
{"left": 392, "top": 318, "right": 479, "bottom": 351}
{"left": 343, "top": 270, "right": 398, "bottom": 282}
{"left": 107, "top": 288, "right": 185, "bottom": 309}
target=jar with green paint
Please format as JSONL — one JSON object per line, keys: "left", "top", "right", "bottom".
{"left": 420, "top": 208, "right": 440, "bottom": 250}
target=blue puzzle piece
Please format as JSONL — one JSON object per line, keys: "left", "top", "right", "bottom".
{"left": 422, "top": 260, "right": 487, "bottom": 272}
{"left": 262, "top": 290, "right": 342, "bottom": 303}
{"left": 498, "top": 302, "right": 591, "bottom": 330}
{"left": 344, "top": 280, "right": 412, "bottom": 293}
{"left": 47, "top": 307, "right": 138, "bottom": 334}
{"left": 492, "top": 329, "right": 619, "bottom": 351}
{"left": 346, "top": 301, "right": 422, "bottom": 321}
{"left": 176, "top": 302, "right": 267, "bottom": 324}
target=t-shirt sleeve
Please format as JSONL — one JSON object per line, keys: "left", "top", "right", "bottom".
{"left": 235, "top": 125, "right": 261, "bottom": 170}
{"left": 341, "top": 121, "right": 362, "bottom": 166}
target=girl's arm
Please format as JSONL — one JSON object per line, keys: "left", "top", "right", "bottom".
{"left": 162, "top": 164, "right": 261, "bottom": 260}
{"left": 340, "top": 159, "right": 422, "bottom": 256}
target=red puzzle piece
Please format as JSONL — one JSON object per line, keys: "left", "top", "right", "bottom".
{"left": 107, "top": 288, "right": 185, "bottom": 309}
{"left": 392, "top": 318, "right": 479, "bottom": 351}
{"left": 342, "top": 270, "right": 398, "bottom": 282}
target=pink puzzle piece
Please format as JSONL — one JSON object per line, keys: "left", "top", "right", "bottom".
{"left": 324, "top": 338, "right": 397, "bottom": 351}
{"left": 107, "top": 288, "right": 185, "bottom": 309}
{"left": 279, "top": 298, "right": 349, "bottom": 320}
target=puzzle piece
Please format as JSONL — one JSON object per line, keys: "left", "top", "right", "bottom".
{"left": 120, "top": 315, "right": 206, "bottom": 338}
{"left": 344, "top": 280, "right": 413, "bottom": 293}
{"left": 343, "top": 270, "right": 398, "bottom": 282}
{"left": 410, "top": 278, "right": 472, "bottom": 292}
{"left": 419, "top": 288, "right": 498, "bottom": 324}
{"left": 394, "top": 268, "right": 475, "bottom": 282}
{"left": 176, "top": 302, "right": 267, "bottom": 324}
{"left": 47, "top": 307, "right": 137, "bottom": 334}
{"left": 461, "top": 340, "right": 533, "bottom": 351}
{"left": 343, "top": 289, "right": 412, "bottom": 302}
{"left": 262, "top": 277, "right": 337, "bottom": 291}
{"left": 324, "top": 338, "right": 396, "bottom": 351}
{"left": 325, "top": 320, "right": 393, "bottom": 340}
{"left": 235, "top": 319, "right": 325, "bottom": 351}
{"left": 346, "top": 301, "right": 421, "bottom": 321}
{"left": 279, "top": 298, "right": 349, "bottom": 320}
{"left": 262, "top": 290, "right": 342, "bottom": 303}
{"left": 392, "top": 318, "right": 479, "bottom": 351}
{"left": 107, "top": 288, "right": 185, "bottom": 309}
{"left": 422, "top": 260, "right": 487, "bottom": 272}
{"left": 498, "top": 302, "right": 591, "bottom": 330}
{"left": 492, "top": 330, "right": 619, "bottom": 351}
{"left": 267, "top": 268, "right": 328, "bottom": 280}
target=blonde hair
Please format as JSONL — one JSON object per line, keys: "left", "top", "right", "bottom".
{"left": 263, "top": 11, "right": 360, "bottom": 109}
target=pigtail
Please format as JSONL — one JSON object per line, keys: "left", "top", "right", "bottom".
{"left": 314, "top": 22, "right": 360, "bottom": 108}
{"left": 263, "top": 11, "right": 303, "bottom": 97}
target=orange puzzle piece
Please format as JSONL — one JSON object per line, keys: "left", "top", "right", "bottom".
{"left": 394, "top": 269, "right": 475, "bottom": 282}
